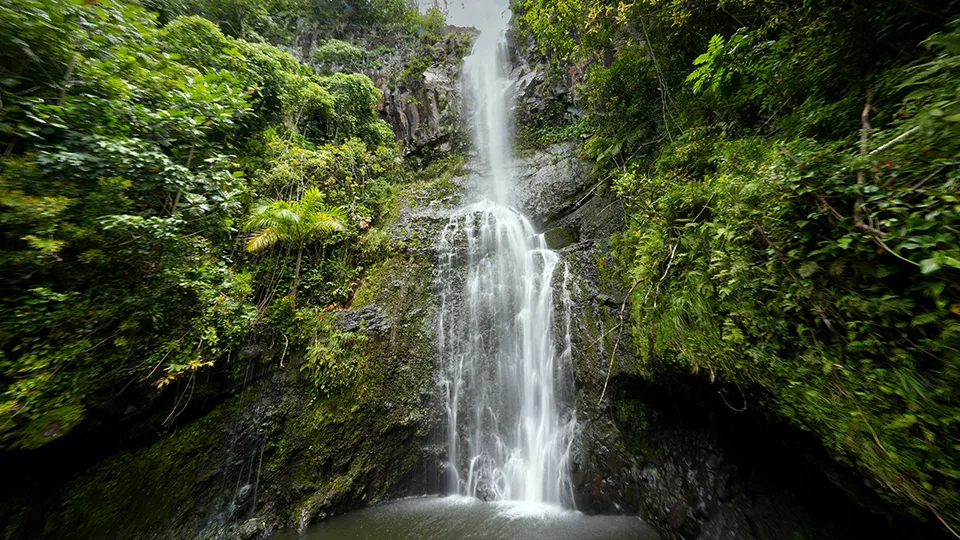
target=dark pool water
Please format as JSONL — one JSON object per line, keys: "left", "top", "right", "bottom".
{"left": 272, "top": 497, "right": 660, "bottom": 540}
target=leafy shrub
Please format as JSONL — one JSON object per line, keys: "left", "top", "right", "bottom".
{"left": 314, "top": 39, "right": 368, "bottom": 73}
{"left": 513, "top": 0, "right": 960, "bottom": 530}
{"left": 0, "top": 0, "right": 408, "bottom": 449}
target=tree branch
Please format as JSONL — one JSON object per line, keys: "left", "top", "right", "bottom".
{"left": 870, "top": 126, "right": 919, "bottom": 156}
{"left": 854, "top": 91, "right": 878, "bottom": 234}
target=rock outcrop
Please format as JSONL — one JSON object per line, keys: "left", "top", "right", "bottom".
{"left": 377, "top": 65, "right": 461, "bottom": 153}
{"left": 507, "top": 142, "right": 938, "bottom": 540}
{"left": 367, "top": 28, "right": 473, "bottom": 154}
{"left": 292, "top": 21, "right": 472, "bottom": 155}
{"left": 507, "top": 26, "right": 583, "bottom": 136}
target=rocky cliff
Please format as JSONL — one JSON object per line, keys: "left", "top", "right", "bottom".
{"left": 2, "top": 128, "right": 933, "bottom": 540}
{"left": 294, "top": 20, "right": 473, "bottom": 154}
{"left": 0, "top": 156, "right": 468, "bottom": 539}
{"left": 508, "top": 141, "right": 932, "bottom": 540}
{"left": 0, "top": 14, "right": 946, "bottom": 540}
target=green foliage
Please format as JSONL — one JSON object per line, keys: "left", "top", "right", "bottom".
{"left": 314, "top": 39, "right": 368, "bottom": 73}
{"left": 245, "top": 186, "right": 347, "bottom": 306}
{"left": 384, "top": 5, "right": 460, "bottom": 91}
{"left": 396, "top": 53, "right": 432, "bottom": 90}
{"left": 517, "top": 115, "right": 590, "bottom": 150}
{"left": 319, "top": 73, "right": 388, "bottom": 144}
{"left": 687, "top": 32, "right": 749, "bottom": 96}
{"left": 154, "top": 15, "right": 394, "bottom": 148}
{"left": 310, "top": 0, "right": 418, "bottom": 30}
{"left": 302, "top": 314, "right": 368, "bottom": 396}
{"left": 143, "top": 0, "right": 305, "bottom": 41}
{"left": 514, "top": 0, "right": 960, "bottom": 530}
{"left": 614, "top": 118, "right": 960, "bottom": 526}
{"left": 15, "top": 257, "right": 440, "bottom": 537}
{"left": 245, "top": 187, "right": 347, "bottom": 254}
{"left": 255, "top": 134, "right": 400, "bottom": 225}
{"left": 0, "top": 0, "right": 406, "bottom": 450}
{"left": 508, "top": 0, "right": 587, "bottom": 64}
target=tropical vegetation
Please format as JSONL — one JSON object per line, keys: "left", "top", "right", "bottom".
{"left": 3, "top": 0, "right": 960, "bottom": 536}
{"left": 510, "top": 0, "right": 960, "bottom": 532}
{"left": 0, "top": 0, "right": 432, "bottom": 450}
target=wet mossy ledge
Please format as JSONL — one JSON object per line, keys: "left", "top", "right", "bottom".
{"left": 0, "top": 143, "right": 464, "bottom": 538}
{"left": 0, "top": 141, "right": 468, "bottom": 538}
{"left": 1, "top": 254, "right": 442, "bottom": 539}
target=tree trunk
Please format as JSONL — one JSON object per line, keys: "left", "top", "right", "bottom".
{"left": 292, "top": 243, "right": 303, "bottom": 308}
{"left": 58, "top": 53, "right": 77, "bottom": 107}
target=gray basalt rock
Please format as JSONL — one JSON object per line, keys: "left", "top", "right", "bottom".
{"left": 379, "top": 67, "right": 461, "bottom": 152}
{"left": 375, "top": 32, "right": 471, "bottom": 154}
{"left": 505, "top": 141, "right": 912, "bottom": 540}
{"left": 510, "top": 142, "right": 592, "bottom": 227}
{"left": 294, "top": 22, "right": 472, "bottom": 155}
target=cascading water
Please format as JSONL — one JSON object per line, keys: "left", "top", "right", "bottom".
{"left": 436, "top": 10, "right": 577, "bottom": 506}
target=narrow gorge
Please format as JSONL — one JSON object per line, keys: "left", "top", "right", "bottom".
{"left": 1, "top": 1, "right": 958, "bottom": 539}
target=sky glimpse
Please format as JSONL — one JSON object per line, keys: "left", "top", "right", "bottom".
{"left": 422, "top": 0, "right": 511, "bottom": 30}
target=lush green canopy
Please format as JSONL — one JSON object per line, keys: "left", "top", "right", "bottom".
{"left": 0, "top": 0, "right": 402, "bottom": 449}
{"left": 512, "top": 0, "right": 960, "bottom": 531}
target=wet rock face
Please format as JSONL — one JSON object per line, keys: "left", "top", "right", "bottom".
{"left": 337, "top": 304, "right": 391, "bottom": 334}
{"left": 507, "top": 142, "right": 930, "bottom": 540}
{"left": 369, "top": 30, "right": 472, "bottom": 154}
{"left": 573, "top": 396, "right": 785, "bottom": 540}
{"left": 293, "top": 22, "right": 472, "bottom": 155}
{"left": 589, "top": 380, "right": 942, "bottom": 540}
{"left": 510, "top": 142, "right": 591, "bottom": 227}
{"left": 506, "top": 25, "right": 582, "bottom": 129}
{"left": 0, "top": 296, "right": 444, "bottom": 540}
{"left": 373, "top": 29, "right": 474, "bottom": 154}
{"left": 379, "top": 67, "right": 462, "bottom": 153}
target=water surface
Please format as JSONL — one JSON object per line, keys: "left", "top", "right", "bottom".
{"left": 276, "top": 497, "right": 660, "bottom": 540}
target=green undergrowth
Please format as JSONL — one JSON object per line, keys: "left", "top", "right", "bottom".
{"left": 3, "top": 247, "right": 440, "bottom": 538}
{"left": 0, "top": 0, "right": 409, "bottom": 450}
{"left": 515, "top": 96, "right": 591, "bottom": 151}
{"left": 512, "top": 0, "right": 960, "bottom": 530}
{"left": 0, "top": 0, "right": 455, "bottom": 536}
{"left": 517, "top": 116, "right": 590, "bottom": 152}
{"left": 0, "top": 0, "right": 466, "bottom": 452}
{"left": 616, "top": 129, "right": 959, "bottom": 523}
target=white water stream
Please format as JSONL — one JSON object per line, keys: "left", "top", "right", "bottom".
{"left": 436, "top": 13, "right": 577, "bottom": 506}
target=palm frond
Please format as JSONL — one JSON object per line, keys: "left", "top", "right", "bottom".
{"left": 246, "top": 226, "right": 285, "bottom": 253}
{"left": 243, "top": 189, "right": 347, "bottom": 251}
{"left": 305, "top": 205, "right": 348, "bottom": 237}
{"left": 244, "top": 201, "right": 299, "bottom": 232}
{"left": 299, "top": 186, "right": 325, "bottom": 214}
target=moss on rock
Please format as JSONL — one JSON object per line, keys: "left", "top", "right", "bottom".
{"left": 1, "top": 153, "right": 451, "bottom": 539}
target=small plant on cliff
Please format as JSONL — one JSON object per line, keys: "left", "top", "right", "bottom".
{"left": 244, "top": 187, "right": 347, "bottom": 306}
{"left": 303, "top": 314, "right": 368, "bottom": 396}
{"left": 314, "top": 39, "right": 368, "bottom": 74}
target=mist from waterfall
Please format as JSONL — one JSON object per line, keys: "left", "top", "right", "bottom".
{"left": 436, "top": 11, "right": 577, "bottom": 506}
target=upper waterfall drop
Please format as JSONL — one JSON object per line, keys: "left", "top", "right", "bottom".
{"left": 462, "top": 17, "right": 513, "bottom": 204}
{"left": 436, "top": 8, "right": 577, "bottom": 506}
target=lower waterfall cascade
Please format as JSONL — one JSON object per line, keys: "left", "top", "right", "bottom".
{"left": 435, "top": 10, "right": 578, "bottom": 506}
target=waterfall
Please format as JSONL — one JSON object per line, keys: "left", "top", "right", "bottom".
{"left": 436, "top": 10, "right": 577, "bottom": 506}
